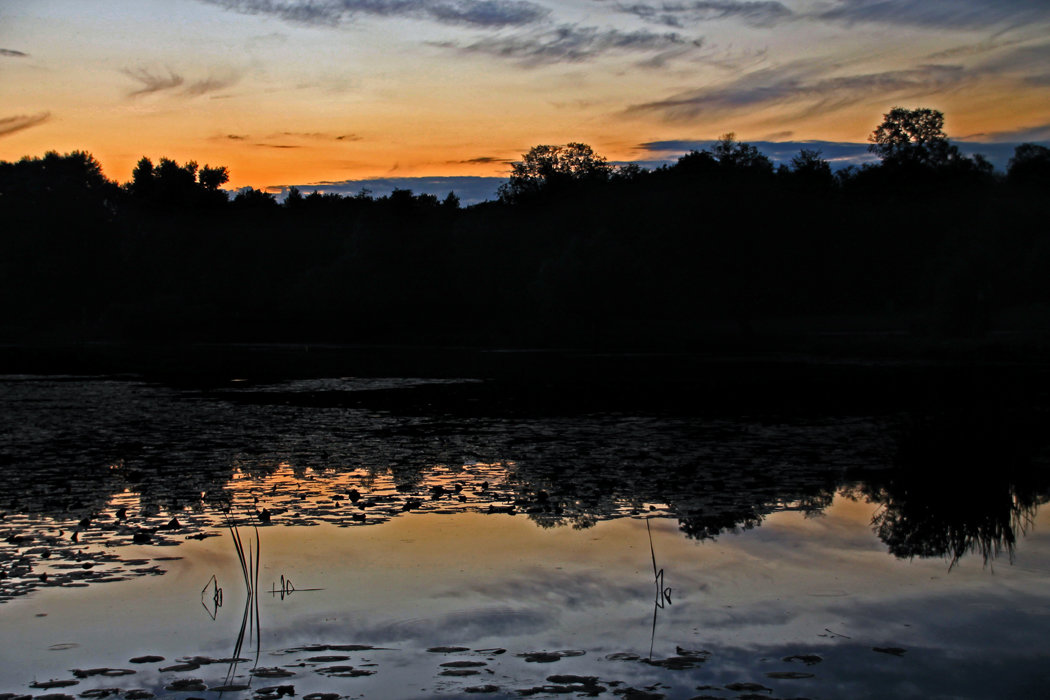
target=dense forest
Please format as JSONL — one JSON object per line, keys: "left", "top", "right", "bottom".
{"left": 2, "top": 108, "right": 1049, "bottom": 349}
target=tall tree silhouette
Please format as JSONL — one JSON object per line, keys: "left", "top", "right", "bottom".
{"left": 498, "top": 143, "right": 611, "bottom": 202}
{"left": 868, "top": 107, "right": 958, "bottom": 168}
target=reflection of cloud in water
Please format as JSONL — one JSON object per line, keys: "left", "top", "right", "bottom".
{"left": 444, "top": 568, "right": 639, "bottom": 609}
{"left": 691, "top": 601, "right": 801, "bottom": 631}
{"left": 825, "top": 589, "right": 1050, "bottom": 656}
{"left": 358, "top": 606, "right": 552, "bottom": 643}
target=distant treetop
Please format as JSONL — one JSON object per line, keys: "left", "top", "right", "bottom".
{"left": 498, "top": 142, "right": 612, "bottom": 202}
{"left": 868, "top": 107, "right": 957, "bottom": 168}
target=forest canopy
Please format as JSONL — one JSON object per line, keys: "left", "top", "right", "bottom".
{"left": 1, "top": 108, "right": 1048, "bottom": 348}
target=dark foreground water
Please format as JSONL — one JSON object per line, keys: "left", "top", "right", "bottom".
{"left": 2, "top": 362, "right": 1049, "bottom": 699}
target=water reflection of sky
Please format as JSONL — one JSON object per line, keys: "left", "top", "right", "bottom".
{"left": 3, "top": 374, "right": 1049, "bottom": 697}
{"left": 3, "top": 497, "right": 1049, "bottom": 698}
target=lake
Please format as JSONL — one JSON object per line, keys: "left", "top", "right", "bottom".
{"left": 2, "top": 355, "right": 1049, "bottom": 699}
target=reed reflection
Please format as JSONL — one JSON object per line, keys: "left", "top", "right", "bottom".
{"left": 216, "top": 505, "right": 261, "bottom": 691}
{"left": 647, "top": 519, "right": 672, "bottom": 662}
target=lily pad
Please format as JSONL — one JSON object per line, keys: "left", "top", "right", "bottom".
{"left": 251, "top": 667, "right": 296, "bottom": 678}
{"left": 766, "top": 671, "right": 815, "bottom": 679}
{"left": 724, "top": 682, "right": 772, "bottom": 692}
{"left": 29, "top": 680, "right": 78, "bottom": 689}
{"left": 873, "top": 647, "right": 907, "bottom": 656}
{"left": 782, "top": 654, "right": 822, "bottom": 665}
{"left": 518, "top": 650, "right": 586, "bottom": 663}
{"left": 163, "top": 679, "right": 206, "bottom": 692}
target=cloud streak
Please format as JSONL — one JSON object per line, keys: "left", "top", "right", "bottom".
{"left": 0, "top": 112, "right": 51, "bottom": 138}
{"left": 961, "top": 122, "right": 1050, "bottom": 143}
{"left": 626, "top": 62, "right": 968, "bottom": 121}
{"left": 437, "top": 24, "right": 700, "bottom": 65}
{"left": 617, "top": 1, "right": 794, "bottom": 28}
{"left": 451, "top": 155, "right": 514, "bottom": 164}
{"left": 122, "top": 67, "right": 241, "bottom": 98}
{"left": 816, "top": 0, "right": 1050, "bottom": 30}
{"left": 123, "top": 67, "right": 185, "bottom": 96}
{"left": 199, "top": 0, "right": 549, "bottom": 28}
{"left": 0, "top": 48, "right": 29, "bottom": 58}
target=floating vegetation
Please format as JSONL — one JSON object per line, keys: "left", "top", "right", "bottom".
{"left": 873, "top": 647, "right": 907, "bottom": 656}
{"left": 70, "top": 669, "right": 134, "bottom": 678}
{"left": 766, "top": 671, "right": 815, "bottom": 679}
{"left": 164, "top": 678, "right": 206, "bottom": 692}
{"left": 782, "top": 654, "right": 822, "bottom": 665}
{"left": 251, "top": 668, "right": 296, "bottom": 679}
{"left": 28, "top": 679, "right": 78, "bottom": 689}
{"left": 517, "top": 650, "right": 586, "bottom": 663}
{"left": 724, "top": 682, "right": 772, "bottom": 692}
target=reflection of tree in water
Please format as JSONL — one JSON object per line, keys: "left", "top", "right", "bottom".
{"left": 503, "top": 421, "right": 859, "bottom": 539}
{"left": 856, "top": 403, "right": 1050, "bottom": 566}
{"left": 5, "top": 375, "right": 1049, "bottom": 569}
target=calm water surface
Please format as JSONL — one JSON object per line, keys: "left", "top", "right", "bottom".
{"left": 2, "top": 373, "right": 1048, "bottom": 699}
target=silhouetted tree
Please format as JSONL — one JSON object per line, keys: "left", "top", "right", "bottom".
{"left": 670, "top": 149, "right": 719, "bottom": 180}
{"left": 284, "top": 186, "right": 305, "bottom": 209}
{"left": 232, "top": 186, "right": 278, "bottom": 208}
{"left": 498, "top": 142, "right": 611, "bottom": 202}
{"left": 710, "top": 133, "right": 774, "bottom": 175}
{"left": 868, "top": 107, "right": 958, "bottom": 168}
{"left": 198, "top": 164, "right": 230, "bottom": 191}
{"left": 788, "top": 148, "right": 833, "bottom": 185}
{"left": 127, "top": 156, "right": 228, "bottom": 207}
{"left": 1007, "top": 143, "right": 1050, "bottom": 186}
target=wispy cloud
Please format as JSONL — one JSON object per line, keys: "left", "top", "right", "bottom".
{"left": 626, "top": 62, "right": 968, "bottom": 121}
{"left": 923, "top": 37, "right": 1029, "bottom": 61}
{"left": 816, "top": 0, "right": 1050, "bottom": 30}
{"left": 975, "top": 41, "right": 1050, "bottom": 77}
{"left": 184, "top": 74, "right": 241, "bottom": 96}
{"left": 199, "top": 0, "right": 549, "bottom": 28}
{"left": 450, "top": 155, "right": 514, "bottom": 164}
{"left": 616, "top": 1, "right": 794, "bottom": 29}
{"left": 0, "top": 48, "right": 29, "bottom": 58}
{"left": 122, "top": 67, "right": 241, "bottom": 98}
{"left": 436, "top": 24, "right": 700, "bottom": 65}
{"left": 0, "top": 112, "right": 51, "bottom": 138}
{"left": 639, "top": 137, "right": 875, "bottom": 162}
{"left": 961, "top": 122, "right": 1050, "bottom": 143}
{"left": 270, "top": 130, "right": 363, "bottom": 141}
{"left": 123, "top": 67, "right": 185, "bottom": 97}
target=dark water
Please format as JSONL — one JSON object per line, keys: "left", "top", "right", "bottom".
{"left": 2, "top": 362, "right": 1049, "bottom": 698}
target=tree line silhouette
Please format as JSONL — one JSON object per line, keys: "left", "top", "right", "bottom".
{"left": 2, "top": 107, "right": 1048, "bottom": 346}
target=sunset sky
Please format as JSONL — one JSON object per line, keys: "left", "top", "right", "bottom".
{"left": 3, "top": 1, "right": 1050, "bottom": 196}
